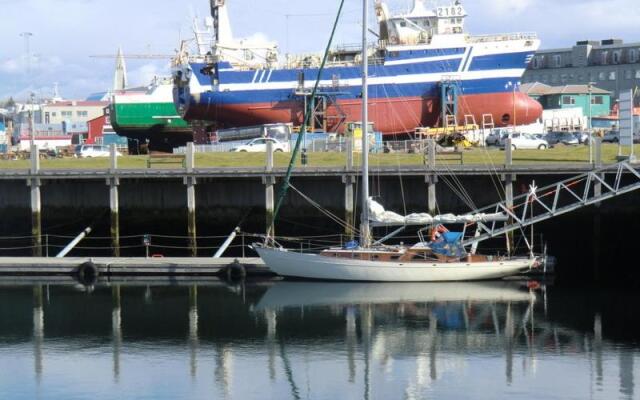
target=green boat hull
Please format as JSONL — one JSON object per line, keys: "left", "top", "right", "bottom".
{"left": 110, "top": 102, "right": 194, "bottom": 153}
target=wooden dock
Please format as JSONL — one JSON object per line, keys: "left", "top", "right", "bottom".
{"left": 0, "top": 257, "right": 268, "bottom": 277}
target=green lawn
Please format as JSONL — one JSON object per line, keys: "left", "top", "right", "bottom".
{"left": 0, "top": 144, "right": 632, "bottom": 170}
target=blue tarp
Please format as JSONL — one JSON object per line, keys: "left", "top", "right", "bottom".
{"left": 431, "top": 231, "right": 464, "bottom": 257}
{"left": 442, "top": 232, "right": 463, "bottom": 244}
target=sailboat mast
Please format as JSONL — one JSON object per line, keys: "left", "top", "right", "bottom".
{"left": 360, "top": 0, "right": 371, "bottom": 247}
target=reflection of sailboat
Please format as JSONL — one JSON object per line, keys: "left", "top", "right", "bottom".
{"left": 256, "top": 281, "right": 534, "bottom": 310}
{"left": 255, "top": 0, "right": 540, "bottom": 282}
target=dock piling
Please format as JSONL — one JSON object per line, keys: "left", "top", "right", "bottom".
{"left": 109, "top": 144, "right": 120, "bottom": 257}
{"left": 504, "top": 138, "right": 515, "bottom": 254}
{"left": 593, "top": 137, "right": 603, "bottom": 206}
{"left": 344, "top": 137, "right": 355, "bottom": 239}
{"left": 426, "top": 139, "right": 438, "bottom": 215}
{"left": 185, "top": 143, "right": 197, "bottom": 257}
{"left": 264, "top": 141, "right": 275, "bottom": 238}
{"left": 29, "top": 144, "right": 42, "bottom": 257}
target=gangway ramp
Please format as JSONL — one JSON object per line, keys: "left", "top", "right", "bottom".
{"left": 462, "top": 161, "right": 640, "bottom": 247}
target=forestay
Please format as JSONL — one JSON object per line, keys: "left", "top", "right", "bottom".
{"left": 368, "top": 198, "right": 507, "bottom": 226}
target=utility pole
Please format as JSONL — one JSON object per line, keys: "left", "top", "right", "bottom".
{"left": 588, "top": 82, "right": 594, "bottom": 164}
{"left": 20, "top": 32, "right": 34, "bottom": 73}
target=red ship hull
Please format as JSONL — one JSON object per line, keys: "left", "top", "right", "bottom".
{"left": 183, "top": 92, "right": 542, "bottom": 135}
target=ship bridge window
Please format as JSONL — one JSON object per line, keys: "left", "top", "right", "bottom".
{"left": 613, "top": 51, "right": 621, "bottom": 64}
{"left": 532, "top": 57, "right": 540, "bottom": 69}
{"left": 609, "top": 71, "right": 617, "bottom": 80}
{"left": 628, "top": 50, "right": 638, "bottom": 63}
{"left": 624, "top": 70, "right": 633, "bottom": 80}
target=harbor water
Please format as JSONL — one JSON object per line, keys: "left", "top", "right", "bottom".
{"left": 0, "top": 280, "right": 638, "bottom": 399}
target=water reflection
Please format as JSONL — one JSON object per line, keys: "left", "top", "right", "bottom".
{"left": 0, "top": 279, "right": 634, "bottom": 400}
{"left": 112, "top": 285, "right": 122, "bottom": 382}
{"left": 32, "top": 285, "right": 44, "bottom": 381}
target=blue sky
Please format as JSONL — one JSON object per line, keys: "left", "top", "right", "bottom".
{"left": 1, "top": 0, "right": 639, "bottom": 101}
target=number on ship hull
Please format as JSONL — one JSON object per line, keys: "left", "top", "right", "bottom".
{"left": 437, "top": 6, "right": 463, "bottom": 17}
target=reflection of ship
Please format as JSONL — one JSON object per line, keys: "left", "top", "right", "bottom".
{"left": 174, "top": 0, "right": 542, "bottom": 135}
{"left": 256, "top": 281, "right": 534, "bottom": 309}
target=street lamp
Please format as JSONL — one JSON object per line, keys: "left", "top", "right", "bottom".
{"left": 29, "top": 92, "right": 35, "bottom": 149}
{"left": 20, "top": 32, "right": 34, "bottom": 73}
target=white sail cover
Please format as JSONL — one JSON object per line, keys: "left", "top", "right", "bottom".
{"left": 368, "top": 198, "right": 507, "bottom": 226}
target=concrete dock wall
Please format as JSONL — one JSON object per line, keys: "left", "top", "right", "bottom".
{"left": 0, "top": 170, "right": 639, "bottom": 285}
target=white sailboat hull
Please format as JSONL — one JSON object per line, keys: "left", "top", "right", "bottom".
{"left": 256, "top": 247, "right": 534, "bottom": 282}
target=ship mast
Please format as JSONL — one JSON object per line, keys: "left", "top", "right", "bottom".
{"left": 360, "top": 0, "right": 371, "bottom": 248}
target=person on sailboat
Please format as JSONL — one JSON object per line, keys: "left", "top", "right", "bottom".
{"left": 430, "top": 224, "right": 449, "bottom": 242}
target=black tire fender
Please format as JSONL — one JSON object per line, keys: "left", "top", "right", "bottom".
{"left": 225, "top": 260, "right": 246, "bottom": 281}
{"left": 76, "top": 261, "right": 99, "bottom": 286}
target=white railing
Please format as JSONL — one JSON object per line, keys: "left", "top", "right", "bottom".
{"left": 174, "top": 137, "right": 391, "bottom": 154}
{"left": 469, "top": 32, "right": 538, "bottom": 43}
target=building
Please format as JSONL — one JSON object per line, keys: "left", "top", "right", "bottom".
{"left": 11, "top": 99, "right": 109, "bottom": 151}
{"left": 520, "top": 83, "right": 611, "bottom": 116}
{"left": 523, "top": 39, "right": 640, "bottom": 100}
{"left": 40, "top": 100, "right": 108, "bottom": 125}
{"left": 86, "top": 114, "right": 127, "bottom": 148}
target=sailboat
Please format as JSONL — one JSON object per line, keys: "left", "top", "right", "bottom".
{"left": 254, "top": 0, "right": 540, "bottom": 282}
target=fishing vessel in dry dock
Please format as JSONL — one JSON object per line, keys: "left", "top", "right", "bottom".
{"left": 173, "top": 0, "right": 543, "bottom": 135}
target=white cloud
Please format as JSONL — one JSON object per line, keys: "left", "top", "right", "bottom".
{"left": 127, "top": 62, "right": 171, "bottom": 88}
{"left": 483, "top": 0, "right": 534, "bottom": 15}
{"left": 0, "top": 58, "right": 21, "bottom": 74}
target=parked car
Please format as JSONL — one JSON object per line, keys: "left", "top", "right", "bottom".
{"left": 573, "top": 131, "right": 589, "bottom": 144}
{"left": 501, "top": 132, "right": 549, "bottom": 150}
{"left": 601, "top": 130, "right": 620, "bottom": 143}
{"left": 544, "top": 132, "right": 579, "bottom": 146}
{"left": 75, "top": 144, "right": 122, "bottom": 158}
{"left": 485, "top": 128, "right": 513, "bottom": 146}
{"left": 229, "top": 137, "right": 290, "bottom": 152}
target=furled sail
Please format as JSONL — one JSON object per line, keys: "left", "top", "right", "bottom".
{"left": 368, "top": 198, "right": 507, "bottom": 226}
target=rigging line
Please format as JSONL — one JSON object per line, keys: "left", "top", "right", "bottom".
{"left": 376, "top": 80, "right": 416, "bottom": 216}
{"left": 382, "top": 56, "right": 480, "bottom": 212}
{"left": 273, "top": 0, "right": 347, "bottom": 225}
{"left": 454, "top": 73, "right": 507, "bottom": 202}
{"left": 435, "top": 93, "right": 480, "bottom": 210}
{"left": 438, "top": 175, "right": 477, "bottom": 211}
{"left": 289, "top": 184, "right": 359, "bottom": 234}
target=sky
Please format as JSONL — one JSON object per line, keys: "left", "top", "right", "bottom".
{"left": 1, "top": 0, "right": 639, "bottom": 101}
